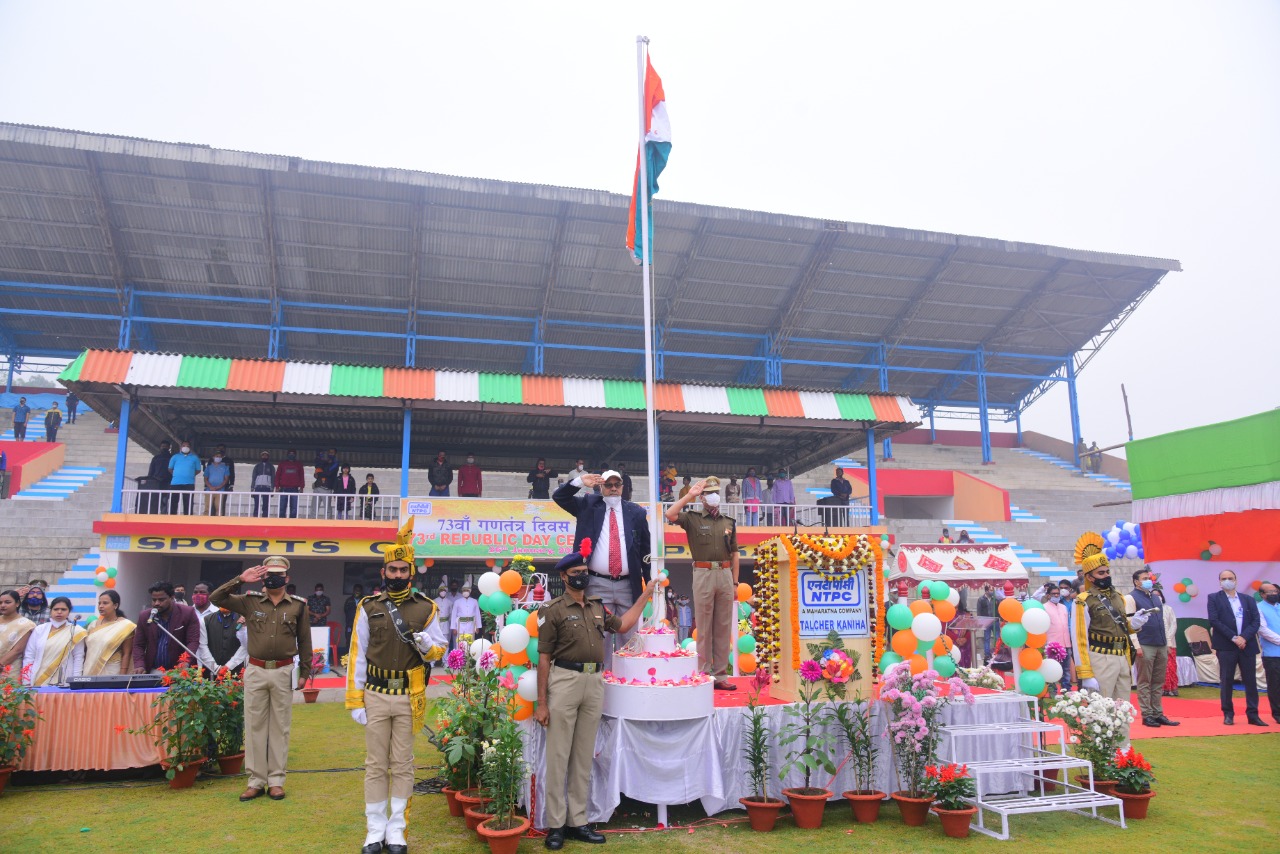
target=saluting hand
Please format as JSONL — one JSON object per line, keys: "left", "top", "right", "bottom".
{"left": 581, "top": 473, "right": 603, "bottom": 488}
{"left": 687, "top": 479, "right": 707, "bottom": 498}
{"left": 239, "top": 565, "right": 269, "bottom": 584}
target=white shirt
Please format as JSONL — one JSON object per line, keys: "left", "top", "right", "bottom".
{"left": 196, "top": 603, "right": 220, "bottom": 621}
{"left": 435, "top": 594, "right": 453, "bottom": 623}
{"left": 574, "top": 477, "right": 629, "bottom": 577}
{"left": 1226, "top": 591, "right": 1245, "bottom": 635}
{"left": 197, "top": 615, "right": 248, "bottom": 673}
{"left": 450, "top": 596, "right": 482, "bottom": 633}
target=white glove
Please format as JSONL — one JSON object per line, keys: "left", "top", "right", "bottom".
{"left": 1128, "top": 611, "right": 1150, "bottom": 630}
{"left": 1081, "top": 678, "right": 1100, "bottom": 692}
{"left": 351, "top": 708, "right": 367, "bottom": 726}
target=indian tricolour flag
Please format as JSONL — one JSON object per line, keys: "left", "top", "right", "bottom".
{"left": 626, "top": 56, "right": 671, "bottom": 265}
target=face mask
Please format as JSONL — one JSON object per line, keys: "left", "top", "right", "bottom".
{"left": 315, "top": 590, "right": 324, "bottom": 597}
{"left": 1221, "top": 579, "right": 1236, "bottom": 592}
{"left": 213, "top": 456, "right": 223, "bottom": 463}
{"left": 462, "top": 590, "right": 471, "bottom": 598}
{"left": 703, "top": 493, "right": 721, "bottom": 508}
{"left": 262, "top": 574, "right": 287, "bottom": 589}
{"left": 181, "top": 447, "right": 190, "bottom": 454}
{"left": 1140, "top": 580, "right": 1153, "bottom": 591}
{"left": 383, "top": 576, "right": 410, "bottom": 592}
{"left": 566, "top": 573, "right": 590, "bottom": 591}
{"left": 603, "top": 495, "right": 622, "bottom": 509}
{"left": 1093, "top": 576, "right": 1113, "bottom": 590}
{"left": 287, "top": 453, "right": 296, "bottom": 460}
{"left": 466, "top": 458, "right": 475, "bottom": 464}
{"left": 192, "top": 594, "right": 209, "bottom": 608}
{"left": 1050, "top": 595, "right": 1060, "bottom": 603}
{"left": 27, "top": 597, "right": 43, "bottom": 608}
{"left": 1267, "top": 594, "right": 1280, "bottom": 605}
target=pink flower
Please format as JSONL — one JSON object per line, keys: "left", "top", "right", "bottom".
{"left": 477, "top": 650, "right": 498, "bottom": 671}
{"left": 445, "top": 649, "right": 466, "bottom": 671}
{"left": 498, "top": 671, "right": 517, "bottom": 691}
{"left": 799, "top": 660, "right": 823, "bottom": 683}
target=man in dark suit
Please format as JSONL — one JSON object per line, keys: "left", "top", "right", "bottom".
{"left": 1207, "top": 568, "right": 1266, "bottom": 726}
{"left": 553, "top": 469, "right": 651, "bottom": 673}
{"left": 131, "top": 581, "right": 203, "bottom": 674}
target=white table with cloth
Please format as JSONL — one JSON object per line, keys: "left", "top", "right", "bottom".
{"left": 518, "top": 691, "right": 1031, "bottom": 827}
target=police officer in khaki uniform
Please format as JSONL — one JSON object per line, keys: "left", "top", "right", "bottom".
{"left": 664, "top": 476, "right": 738, "bottom": 690}
{"left": 210, "top": 555, "right": 311, "bottom": 802}
{"left": 347, "top": 517, "right": 446, "bottom": 854}
{"left": 534, "top": 549, "right": 656, "bottom": 850}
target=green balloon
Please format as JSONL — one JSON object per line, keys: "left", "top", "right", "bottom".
{"left": 929, "top": 581, "right": 951, "bottom": 602}
{"left": 1021, "top": 597, "right": 1045, "bottom": 611}
{"left": 681, "top": 638, "right": 695, "bottom": 650}
{"left": 883, "top": 566, "right": 891, "bottom": 579}
{"left": 1181, "top": 577, "right": 1193, "bottom": 586}
{"left": 879, "top": 651, "right": 903, "bottom": 671}
{"left": 1179, "top": 592, "right": 1192, "bottom": 603}
{"left": 1001, "top": 623, "right": 1029, "bottom": 648}
{"left": 526, "top": 638, "right": 539, "bottom": 663}
{"left": 934, "top": 655, "right": 957, "bottom": 678}
{"left": 1019, "top": 670, "right": 1046, "bottom": 696}
{"left": 107, "top": 567, "right": 118, "bottom": 578}
{"left": 94, "top": 577, "right": 105, "bottom": 587}
{"left": 506, "top": 664, "right": 528, "bottom": 681}
{"left": 738, "top": 602, "right": 753, "bottom": 619}
{"left": 488, "top": 591, "right": 514, "bottom": 615}
{"left": 917, "top": 638, "right": 933, "bottom": 654}
{"left": 477, "top": 591, "right": 494, "bottom": 613}
{"left": 738, "top": 634, "right": 757, "bottom": 654}
{"left": 83, "top": 615, "right": 96, "bottom": 627}
{"left": 642, "top": 602, "right": 653, "bottom": 619}
{"left": 887, "top": 603, "right": 913, "bottom": 630}
{"left": 507, "top": 609, "right": 529, "bottom": 627}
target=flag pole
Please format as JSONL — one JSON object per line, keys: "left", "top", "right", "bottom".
{"left": 635, "top": 35, "right": 663, "bottom": 623}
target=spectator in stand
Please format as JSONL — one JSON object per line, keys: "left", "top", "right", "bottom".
{"left": 938, "top": 527, "right": 954, "bottom": 544}
{"left": 427, "top": 450, "right": 453, "bottom": 497}
{"left": 359, "top": 473, "right": 380, "bottom": 520}
{"left": 65, "top": 390, "right": 79, "bottom": 424}
{"left": 659, "top": 463, "right": 677, "bottom": 502}
{"left": 976, "top": 583, "right": 995, "bottom": 660}
{"left": 210, "top": 443, "right": 236, "bottom": 490}
{"left": 343, "top": 583, "right": 364, "bottom": 648}
{"left": 527, "top": 458, "right": 556, "bottom": 499}
{"left": 1076, "top": 438, "right": 1088, "bottom": 466}
{"left": 830, "top": 467, "right": 853, "bottom": 504}
{"left": 274, "top": 449, "right": 306, "bottom": 518}
{"left": 1044, "top": 584, "right": 1071, "bottom": 689}
{"left": 145, "top": 439, "right": 173, "bottom": 514}
{"left": 251, "top": 451, "right": 276, "bottom": 518}
{"left": 772, "top": 469, "right": 795, "bottom": 526}
{"left": 1256, "top": 581, "right": 1280, "bottom": 724}
{"left": 1088, "top": 442, "right": 1102, "bottom": 474}
{"left": 318, "top": 448, "right": 341, "bottom": 491}
{"left": 168, "top": 441, "right": 202, "bottom": 515}
{"left": 724, "top": 475, "right": 741, "bottom": 506}
{"left": 1207, "top": 568, "right": 1265, "bottom": 726}
{"left": 204, "top": 451, "right": 232, "bottom": 516}
{"left": 19, "top": 584, "right": 50, "bottom": 626}
{"left": 191, "top": 581, "right": 218, "bottom": 620}
{"left": 566, "top": 458, "right": 590, "bottom": 496}
{"left": 741, "top": 467, "right": 762, "bottom": 526}
{"left": 333, "top": 465, "right": 357, "bottom": 520}
{"left": 761, "top": 474, "right": 775, "bottom": 525}
{"left": 10, "top": 396, "right": 30, "bottom": 441}
{"left": 308, "top": 583, "right": 332, "bottom": 629}
{"left": 132, "top": 581, "right": 201, "bottom": 674}
{"left": 957, "top": 530, "right": 974, "bottom": 544}
{"left": 617, "top": 463, "right": 633, "bottom": 501}
{"left": 678, "top": 476, "right": 693, "bottom": 500}
{"left": 43, "top": 402, "right": 62, "bottom": 443}
{"left": 457, "top": 452, "right": 483, "bottom": 497}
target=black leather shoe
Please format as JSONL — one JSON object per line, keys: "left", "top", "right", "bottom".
{"left": 1224, "top": 714, "right": 1234, "bottom": 725}
{"left": 1141, "top": 717, "right": 1161, "bottom": 727}
{"left": 361, "top": 844, "right": 383, "bottom": 854}
{"left": 1156, "top": 715, "right": 1180, "bottom": 726}
{"left": 566, "top": 825, "right": 606, "bottom": 844}
{"left": 545, "top": 828, "right": 565, "bottom": 850}
{"left": 1247, "top": 716, "right": 1269, "bottom": 726}
{"left": 384, "top": 846, "right": 407, "bottom": 854}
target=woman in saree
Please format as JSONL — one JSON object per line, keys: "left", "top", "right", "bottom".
{"left": 22, "top": 597, "right": 88, "bottom": 685}
{"left": 83, "top": 590, "right": 136, "bottom": 676}
{"left": 0, "top": 589, "right": 36, "bottom": 671}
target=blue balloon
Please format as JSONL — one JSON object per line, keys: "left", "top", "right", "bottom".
{"left": 1116, "top": 520, "right": 1125, "bottom": 528}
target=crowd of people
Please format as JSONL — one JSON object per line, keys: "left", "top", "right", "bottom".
{"left": 7, "top": 393, "right": 78, "bottom": 442}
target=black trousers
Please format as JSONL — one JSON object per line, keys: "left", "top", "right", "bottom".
{"left": 1216, "top": 647, "right": 1259, "bottom": 715}
{"left": 1263, "top": 656, "right": 1280, "bottom": 718}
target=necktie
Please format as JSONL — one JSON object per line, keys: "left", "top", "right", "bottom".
{"left": 609, "top": 508, "right": 622, "bottom": 578}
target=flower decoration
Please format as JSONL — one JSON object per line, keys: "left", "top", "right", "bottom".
{"left": 799, "top": 659, "right": 823, "bottom": 683}
{"left": 923, "top": 763, "right": 976, "bottom": 810}
{"left": 1045, "top": 642, "right": 1068, "bottom": 664}
{"left": 1048, "top": 690, "right": 1136, "bottom": 778}
{"left": 445, "top": 648, "right": 467, "bottom": 671}
{"left": 880, "top": 662, "right": 975, "bottom": 797}
{"left": 1112, "top": 746, "right": 1156, "bottom": 794}
{"left": 821, "top": 649, "right": 854, "bottom": 684}
{"left": 477, "top": 649, "right": 498, "bottom": 671}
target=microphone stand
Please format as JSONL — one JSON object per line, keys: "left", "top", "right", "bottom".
{"left": 53, "top": 616, "right": 81, "bottom": 687}
{"left": 150, "top": 610, "right": 204, "bottom": 673}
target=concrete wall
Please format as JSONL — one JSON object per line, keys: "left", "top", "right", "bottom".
{"left": 953, "top": 471, "right": 1011, "bottom": 521}
{"left": 0, "top": 440, "right": 64, "bottom": 494}
{"left": 1022, "top": 431, "right": 1129, "bottom": 479}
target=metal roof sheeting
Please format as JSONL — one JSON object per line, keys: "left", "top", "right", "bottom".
{"left": 281, "top": 362, "right": 332, "bottom": 395}
{"left": 124, "top": 353, "right": 182, "bottom": 387}
{"left": 562, "top": 377, "right": 606, "bottom": 409}
{"left": 435, "top": 370, "right": 480, "bottom": 402}
{"left": 681, "top": 384, "right": 731, "bottom": 415}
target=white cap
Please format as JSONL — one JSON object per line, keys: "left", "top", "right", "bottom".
{"left": 601, "top": 470, "right": 623, "bottom": 483}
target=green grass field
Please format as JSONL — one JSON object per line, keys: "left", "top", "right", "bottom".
{"left": 8, "top": 702, "right": 1277, "bottom": 853}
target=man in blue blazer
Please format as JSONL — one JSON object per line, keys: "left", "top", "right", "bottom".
{"left": 1207, "top": 568, "right": 1266, "bottom": 726}
{"left": 553, "top": 469, "right": 651, "bottom": 673}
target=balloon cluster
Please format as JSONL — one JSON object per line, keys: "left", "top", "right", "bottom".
{"left": 1171, "top": 577, "right": 1199, "bottom": 603}
{"left": 1103, "top": 521, "right": 1143, "bottom": 562}
{"left": 468, "top": 605, "right": 541, "bottom": 720}
{"left": 475, "top": 569, "right": 525, "bottom": 617}
{"left": 94, "top": 565, "right": 118, "bottom": 588}
{"left": 734, "top": 583, "right": 759, "bottom": 674}
{"left": 1199, "top": 540, "right": 1223, "bottom": 561}
{"left": 880, "top": 580, "right": 961, "bottom": 678}
{"left": 880, "top": 534, "right": 891, "bottom": 578}
{"left": 994, "top": 596, "right": 1060, "bottom": 695}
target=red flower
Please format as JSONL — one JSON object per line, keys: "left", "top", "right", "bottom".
{"left": 113, "top": 725, "right": 126, "bottom": 734}
{"left": 178, "top": 652, "right": 191, "bottom": 664}
{"left": 580, "top": 538, "right": 593, "bottom": 559}
{"left": 161, "top": 674, "right": 173, "bottom": 686}
{"left": 22, "top": 728, "right": 34, "bottom": 738}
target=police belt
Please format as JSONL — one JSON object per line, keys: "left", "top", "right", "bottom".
{"left": 1086, "top": 631, "right": 1130, "bottom": 657}
{"left": 692, "top": 561, "right": 732, "bottom": 569}
{"left": 553, "top": 660, "right": 601, "bottom": 674}
{"left": 366, "top": 663, "right": 424, "bottom": 695}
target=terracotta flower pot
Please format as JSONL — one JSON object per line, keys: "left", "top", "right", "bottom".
{"left": 0, "top": 765, "right": 15, "bottom": 796}
{"left": 442, "top": 786, "right": 465, "bottom": 818}
{"left": 455, "top": 787, "right": 492, "bottom": 814}
{"left": 1115, "top": 789, "right": 1155, "bottom": 820}
{"left": 781, "top": 787, "right": 831, "bottom": 829}
{"left": 1042, "top": 767, "right": 1060, "bottom": 793}
{"left": 1075, "top": 775, "right": 1118, "bottom": 796}
{"left": 478, "top": 816, "right": 530, "bottom": 854}
{"left": 739, "top": 796, "right": 785, "bottom": 831}
{"left": 842, "top": 790, "right": 886, "bottom": 824}
{"left": 932, "top": 805, "right": 978, "bottom": 838}
{"left": 163, "top": 758, "right": 205, "bottom": 790}
{"left": 465, "top": 805, "right": 495, "bottom": 833}
{"left": 216, "top": 753, "right": 245, "bottom": 776}
{"left": 301, "top": 687, "right": 321, "bottom": 703}
{"left": 890, "top": 791, "right": 933, "bottom": 826}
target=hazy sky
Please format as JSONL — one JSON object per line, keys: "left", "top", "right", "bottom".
{"left": 2, "top": 1, "right": 1276, "bottom": 450}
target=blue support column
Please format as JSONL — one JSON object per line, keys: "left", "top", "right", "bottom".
{"left": 865, "top": 427, "right": 879, "bottom": 526}
{"left": 928, "top": 407, "right": 936, "bottom": 444}
{"left": 110, "top": 396, "right": 131, "bottom": 513}
{"left": 1066, "top": 360, "right": 1083, "bottom": 467}
{"left": 117, "top": 284, "right": 133, "bottom": 349}
{"left": 976, "top": 349, "right": 992, "bottom": 464}
{"left": 1015, "top": 410, "right": 1023, "bottom": 447}
{"left": 654, "top": 327, "right": 664, "bottom": 381}
{"left": 878, "top": 342, "right": 893, "bottom": 460}
{"left": 400, "top": 408, "right": 412, "bottom": 498}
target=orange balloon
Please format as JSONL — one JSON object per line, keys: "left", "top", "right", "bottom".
{"left": 1025, "top": 632, "right": 1047, "bottom": 648}
{"left": 891, "top": 630, "right": 918, "bottom": 657}
{"left": 501, "top": 648, "right": 529, "bottom": 668}
{"left": 525, "top": 618, "right": 539, "bottom": 639}
{"left": 513, "top": 699, "right": 534, "bottom": 721}
{"left": 998, "top": 598, "right": 1024, "bottom": 622}
{"left": 499, "top": 570, "right": 522, "bottom": 595}
{"left": 933, "top": 601, "right": 957, "bottom": 623}
{"left": 660, "top": 577, "right": 670, "bottom": 587}
{"left": 692, "top": 628, "right": 698, "bottom": 641}
{"left": 424, "top": 558, "right": 435, "bottom": 568}
{"left": 1173, "top": 583, "right": 1186, "bottom": 593}
{"left": 489, "top": 643, "right": 504, "bottom": 659}
{"left": 96, "top": 565, "right": 107, "bottom": 574}
{"left": 908, "top": 654, "right": 928, "bottom": 675}
{"left": 737, "top": 583, "right": 752, "bottom": 602}
{"left": 104, "top": 577, "right": 117, "bottom": 589}
{"left": 738, "top": 653, "right": 758, "bottom": 674}
{"left": 909, "top": 600, "right": 933, "bottom": 616}
{"left": 1019, "top": 648, "right": 1043, "bottom": 670}
{"left": 932, "top": 635, "right": 954, "bottom": 656}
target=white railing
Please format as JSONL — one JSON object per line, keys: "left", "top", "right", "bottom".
{"left": 116, "top": 490, "right": 871, "bottom": 528}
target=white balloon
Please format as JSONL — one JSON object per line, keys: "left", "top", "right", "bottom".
{"left": 686, "top": 641, "right": 697, "bottom": 657}
{"left": 947, "top": 589, "right": 960, "bottom": 607}
{"left": 516, "top": 670, "right": 539, "bottom": 702}
{"left": 499, "top": 623, "right": 530, "bottom": 653}
{"left": 950, "top": 645, "right": 963, "bottom": 663}
{"left": 911, "top": 612, "right": 942, "bottom": 642}
{"left": 1106, "top": 530, "right": 1121, "bottom": 546}
{"left": 1122, "top": 522, "right": 1137, "bottom": 536}
{"left": 468, "top": 638, "right": 492, "bottom": 659}
{"left": 1021, "top": 609, "right": 1051, "bottom": 635}
{"left": 477, "top": 572, "right": 502, "bottom": 596}
{"left": 1039, "top": 659, "right": 1064, "bottom": 683}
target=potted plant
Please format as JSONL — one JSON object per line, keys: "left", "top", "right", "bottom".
{"left": 130, "top": 653, "right": 221, "bottom": 788}
{"left": 1111, "top": 747, "right": 1156, "bottom": 819}
{"left": 830, "top": 693, "right": 882, "bottom": 823}
{"left": 777, "top": 632, "right": 853, "bottom": 829}
{"left": 476, "top": 672, "right": 530, "bottom": 853}
{"left": 1047, "top": 689, "right": 1134, "bottom": 795}
{"left": 211, "top": 668, "right": 246, "bottom": 775}
{"left": 301, "top": 653, "right": 325, "bottom": 703}
{"left": 880, "top": 661, "right": 975, "bottom": 826}
{"left": 429, "top": 643, "right": 502, "bottom": 817}
{"left": 0, "top": 665, "right": 41, "bottom": 794}
{"left": 924, "top": 763, "right": 978, "bottom": 837}
{"left": 738, "top": 668, "right": 784, "bottom": 831}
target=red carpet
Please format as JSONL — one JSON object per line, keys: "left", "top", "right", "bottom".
{"left": 1130, "top": 695, "right": 1278, "bottom": 739}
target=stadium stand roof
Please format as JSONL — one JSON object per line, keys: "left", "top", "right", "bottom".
{"left": 0, "top": 123, "right": 1181, "bottom": 416}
